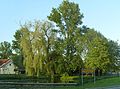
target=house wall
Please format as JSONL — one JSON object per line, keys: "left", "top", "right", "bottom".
{"left": 0, "top": 61, "right": 15, "bottom": 74}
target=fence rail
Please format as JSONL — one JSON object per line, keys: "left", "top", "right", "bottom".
{"left": 0, "top": 82, "right": 78, "bottom": 86}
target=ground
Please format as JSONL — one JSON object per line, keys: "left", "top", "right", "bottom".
{"left": 87, "top": 85, "right": 120, "bottom": 89}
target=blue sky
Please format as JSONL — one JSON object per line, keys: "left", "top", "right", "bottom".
{"left": 0, "top": 0, "right": 120, "bottom": 44}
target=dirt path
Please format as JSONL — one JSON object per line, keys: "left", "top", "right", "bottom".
{"left": 86, "top": 85, "right": 120, "bottom": 89}
{"left": 105, "top": 86, "right": 120, "bottom": 89}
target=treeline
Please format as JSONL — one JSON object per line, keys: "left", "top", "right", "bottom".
{"left": 0, "top": 0, "right": 120, "bottom": 81}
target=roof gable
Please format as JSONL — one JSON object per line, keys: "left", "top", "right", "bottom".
{"left": 0, "top": 59, "right": 11, "bottom": 67}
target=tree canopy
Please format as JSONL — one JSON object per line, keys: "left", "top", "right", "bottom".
{"left": 0, "top": 0, "right": 120, "bottom": 82}
{"left": 0, "top": 41, "right": 12, "bottom": 59}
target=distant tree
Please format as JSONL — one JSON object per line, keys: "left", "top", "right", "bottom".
{"left": 0, "top": 41, "right": 12, "bottom": 59}
{"left": 12, "top": 30, "right": 22, "bottom": 54}
{"left": 108, "top": 40, "right": 120, "bottom": 71}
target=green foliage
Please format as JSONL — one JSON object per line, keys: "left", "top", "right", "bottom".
{"left": 19, "top": 21, "right": 57, "bottom": 78}
{"left": 0, "top": 41, "right": 12, "bottom": 59}
{"left": 108, "top": 40, "right": 120, "bottom": 71}
{"left": 12, "top": 30, "right": 22, "bottom": 54}
{"left": 84, "top": 29, "right": 110, "bottom": 72}
{"left": 0, "top": 74, "right": 50, "bottom": 83}
{"left": 6, "top": 0, "right": 120, "bottom": 82}
{"left": 12, "top": 29, "right": 24, "bottom": 68}
{"left": 19, "top": 21, "right": 45, "bottom": 76}
{"left": 83, "top": 29, "right": 120, "bottom": 72}
{"left": 11, "top": 54, "right": 23, "bottom": 68}
{"left": 48, "top": 0, "right": 84, "bottom": 75}
{"left": 60, "top": 75, "right": 79, "bottom": 83}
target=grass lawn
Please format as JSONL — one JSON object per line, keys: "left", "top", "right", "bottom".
{"left": 50, "top": 76, "right": 120, "bottom": 89}
{"left": 84, "top": 76, "right": 120, "bottom": 88}
{"left": 52, "top": 76, "right": 120, "bottom": 89}
{"left": 0, "top": 76, "right": 120, "bottom": 89}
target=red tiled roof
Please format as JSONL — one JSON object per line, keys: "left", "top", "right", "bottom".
{"left": 0, "top": 59, "right": 11, "bottom": 66}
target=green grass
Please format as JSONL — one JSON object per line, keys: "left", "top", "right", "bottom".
{"left": 83, "top": 76, "right": 120, "bottom": 88}
{"left": 0, "top": 76, "right": 120, "bottom": 89}
{"left": 51, "top": 76, "right": 120, "bottom": 89}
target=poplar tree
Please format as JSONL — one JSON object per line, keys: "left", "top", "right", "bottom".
{"left": 48, "top": 0, "right": 84, "bottom": 75}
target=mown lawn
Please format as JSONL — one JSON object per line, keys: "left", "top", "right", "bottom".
{"left": 83, "top": 76, "right": 120, "bottom": 88}
{"left": 0, "top": 77, "right": 120, "bottom": 89}
{"left": 55, "top": 76, "right": 120, "bottom": 89}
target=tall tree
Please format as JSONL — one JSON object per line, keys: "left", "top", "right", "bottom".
{"left": 48, "top": 0, "right": 84, "bottom": 75}
{"left": 19, "top": 21, "right": 56, "bottom": 77}
{"left": 0, "top": 41, "right": 12, "bottom": 59}
{"left": 41, "top": 21, "right": 58, "bottom": 81}
{"left": 12, "top": 30, "right": 24, "bottom": 68}
{"left": 84, "top": 29, "right": 110, "bottom": 72}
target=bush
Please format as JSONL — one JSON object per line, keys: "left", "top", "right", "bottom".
{"left": 60, "top": 75, "right": 79, "bottom": 83}
{"left": 0, "top": 74, "right": 50, "bottom": 83}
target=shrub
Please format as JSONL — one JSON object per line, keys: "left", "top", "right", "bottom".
{"left": 60, "top": 75, "right": 79, "bottom": 83}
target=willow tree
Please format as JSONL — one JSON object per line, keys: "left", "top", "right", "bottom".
{"left": 48, "top": 0, "right": 84, "bottom": 75}
{"left": 40, "top": 21, "right": 57, "bottom": 82}
{"left": 19, "top": 21, "right": 55, "bottom": 77}
{"left": 20, "top": 26, "right": 34, "bottom": 76}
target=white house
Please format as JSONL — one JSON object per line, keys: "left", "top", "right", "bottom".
{"left": 0, "top": 59, "right": 15, "bottom": 74}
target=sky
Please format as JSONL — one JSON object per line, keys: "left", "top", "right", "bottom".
{"left": 0, "top": 0, "right": 120, "bottom": 44}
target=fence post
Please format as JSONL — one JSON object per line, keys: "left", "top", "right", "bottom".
{"left": 81, "top": 68, "right": 83, "bottom": 86}
{"left": 94, "top": 69, "right": 96, "bottom": 84}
